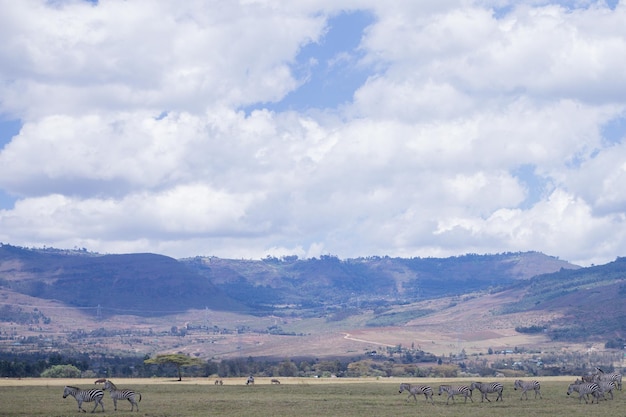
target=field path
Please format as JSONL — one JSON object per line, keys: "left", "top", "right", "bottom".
{"left": 343, "top": 332, "right": 396, "bottom": 347}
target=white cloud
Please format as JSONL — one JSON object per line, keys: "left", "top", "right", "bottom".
{"left": 1, "top": 0, "right": 626, "bottom": 267}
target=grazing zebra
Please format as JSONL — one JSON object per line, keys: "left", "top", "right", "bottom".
{"left": 597, "top": 380, "right": 617, "bottom": 400}
{"left": 398, "top": 383, "right": 434, "bottom": 404}
{"left": 62, "top": 385, "right": 105, "bottom": 413}
{"left": 513, "top": 379, "right": 542, "bottom": 400}
{"left": 271, "top": 379, "right": 281, "bottom": 384}
{"left": 567, "top": 382, "right": 600, "bottom": 404}
{"left": 470, "top": 381, "right": 504, "bottom": 402}
{"left": 246, "top": 376, "right": 255, "bottom": 385}
{"left": 438, "top": 384, "right": 473, "bottom": 404}
{"left": 214, "top": 379, "right": 223, "bottom": 385}
{"left": 103, "top": 380, "right": 142, "bottom": 412}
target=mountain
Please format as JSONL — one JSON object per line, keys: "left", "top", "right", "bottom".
{"left": 2, "top": 243, "right": 624, "bottom": 356}
{"left": 180, "top": 252, "right": 579, "bottom": 310}
{"left": 0, "top": 244, "right": 245, "bottom": 316}
{"left": 498, "top": 257, "right": 626, "bottom": 340}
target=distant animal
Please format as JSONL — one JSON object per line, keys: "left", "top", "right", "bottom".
{"left": 567, "top": 382, "right": 600, "bottom": 404}
{"left": 271, "top": 379, "right": 281, "bottom": 384}
{"left": 438, "top": 384, "right": 473, "bottom": 404}
{"left": 514, "top": 379, "right": 542, "bottom": 400}
{"left": 470, "top": 381, "right": 503, "bottom": 402}
{"left": 246, "top": 376, "right": 255, "bottom": 385}
{"left": 398, "top": 382, "right": 434, "bottom": 404}
{"left": 63, "top": 385, "right": 105, "bottom": 413}
{"left": 215, "top": 379, "right": 223, "bottom": 385}
{"left": 94, "top": 378, "right": 107, "bottom": 384}
{"left": 103, "top": 380, "right": 142, "bottom": 412}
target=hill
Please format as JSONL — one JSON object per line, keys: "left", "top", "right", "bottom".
{"left": 1, "top": 243, "right": 624, "bottom": 362}
{"left": 0, "top": 244, "right": 245, "bottom": 316}
{"left": 181, "top": 251, "right": 578, "bottom": 310}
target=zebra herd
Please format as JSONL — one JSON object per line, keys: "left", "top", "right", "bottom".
{"left": 566, "top": 369, "right": 623, "bottom": 404}
{"left": 399, "top": 373, "right": 622, "bottom": 406}
{"left": 62, "top": 379, "right": 142, "bottom": 413}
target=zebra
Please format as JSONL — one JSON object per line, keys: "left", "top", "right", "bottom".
{"left": 62, "top": 385, "right": 105, "bottom": 413}
{"left": 596, "top": 380, "right": 617, "bottom": 400}
{"left": 246, "top": 376, "right": 255, "bottom": 385}
{"left": 271, "top": 379, "right": 281, "bottom": 384}
{"left": 438, "top": 384, "right": 473, "bottom": 404}
{"left": 103, "top": 380, "right": 142, "bottom": 412}
{"left": 598, "top": 373, "right": 622, "bottom": 390}
{"left": 470, "top": 381, "right": 504, "bottom": 402}
{"left": 398, "top": 383, "right": 434, "bottom": 404}
{"left": 567, "top": 382, "right": 600, "bottom": 404}
{"left": 513, "top": 379, "right": 542, "bottom": 400}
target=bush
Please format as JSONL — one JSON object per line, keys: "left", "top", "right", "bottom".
{"left": 40, "top": 364, "right": 81, "bottom": 378}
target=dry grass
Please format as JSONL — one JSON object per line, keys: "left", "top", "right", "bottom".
{"left": 0, "top": 377, "right": 623, "bottom": 417}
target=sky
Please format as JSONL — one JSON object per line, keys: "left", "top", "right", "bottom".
{"left": 1, "top": 0, "right": 626, "bottom": 267}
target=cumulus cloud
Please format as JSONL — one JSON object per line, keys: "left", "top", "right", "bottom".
{"left": 1, "top": 0, "right": 626, "bottom": 266}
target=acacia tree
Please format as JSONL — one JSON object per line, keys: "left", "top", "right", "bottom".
{"left": 144, "top": 354, "right": 205, "bottom": 381}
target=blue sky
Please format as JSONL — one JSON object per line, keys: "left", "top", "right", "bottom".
{"left": 1, "top": 0, "right": 626, "bottom": 267}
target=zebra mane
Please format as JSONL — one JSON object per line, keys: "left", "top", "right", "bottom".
{"left": 104, "top": 380, "right": 118, "bottom": 389}
{"left": 65, "top": 385, "right": 80, "bottom": 390}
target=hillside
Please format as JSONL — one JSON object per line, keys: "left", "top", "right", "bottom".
{"left": 181, "top": 251, "right": 578, "bottom": 310}
{"left": 1, "top": 244, "right": 624, "bottom": 362}
{"left": 0, "top": 244, "right": 245, "bottom": 316}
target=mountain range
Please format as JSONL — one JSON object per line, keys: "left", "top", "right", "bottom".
{"left": 1, "top": 243, "right": 624, "bottom": 359}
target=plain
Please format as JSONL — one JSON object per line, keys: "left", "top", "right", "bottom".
{"left": 0, "top": 377, "right": 624, "bottom": 417}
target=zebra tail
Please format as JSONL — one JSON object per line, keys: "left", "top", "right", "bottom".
{"left": 138, "top": 392, "right": 142, "bottom": 402}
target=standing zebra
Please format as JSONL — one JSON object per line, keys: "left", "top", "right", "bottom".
{"left": 103, "top": 380, "right": 142, "bottom": 412}
{"left": 246, "top": 376, "right": 255, "bottom": 385}
{"left": 596, "top": 380, "right": 617, "bottom": 400}
{"left": 513, "top": 379, "right": 542, "bottom": 400}
{"left": 567, "top": 382, "right": 600, "bottom": 404}
{"left": 598, "top": 373, "right": 622, "bottom": 390}
{"left": 438, "top": 384, "right": 473, "bottom": 404}
{"left": 62, "top": 385, "right": 105, "bottom": 413}
{"left": 398, "top": 383, "right": 434, "bottom": 404}
{"left": 470, "top": 381, "right": 504, "bottom": 402}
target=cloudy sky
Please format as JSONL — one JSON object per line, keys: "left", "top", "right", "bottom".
{"left": 1, "top": 0, "right": 625, "bottom": 266}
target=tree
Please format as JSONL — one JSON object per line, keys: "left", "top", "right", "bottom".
{"left": 144, "top": 354, "right": 205, "bottom": 381}
{"left": 40, "top": 364, "right": 81, "bottom": 378}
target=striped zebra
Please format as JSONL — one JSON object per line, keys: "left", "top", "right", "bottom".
{"left": 438, "top": 384, "right": 473, "bottom": 405}
{"left": 62, "top": 385, "right": 105, "bottom": 413}
{"left": 567, "top": 382, "right": 600, "bottom": 404}
{"left": 398, "top": 383, "right": 434, "bottom": 404}
{"left": 597, "top": 380, "right": 617, "bottom": 400}
{"left": 470, "top": 381, "right": 504, "bottom": 402}
{"left": 103, "top": 380, "right": 142, "bottom": 412}
{"left": 513, "top": 379, "right": 542, "bottom": 400}
{"left": 598, "top": 373, "right": 622, "bottom": 390}
{"left": 246, "top": 376, "right": 255, "bottom": 385}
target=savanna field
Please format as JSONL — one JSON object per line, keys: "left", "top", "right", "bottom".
{"left": 0, "top": 377, "right": 624, "bottom": 417}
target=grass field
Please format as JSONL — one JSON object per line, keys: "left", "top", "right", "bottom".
{"left": 0, "top": 377, "right": 623, "bottom": 417}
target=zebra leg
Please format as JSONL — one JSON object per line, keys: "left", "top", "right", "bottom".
{"left": 113, "top": 397, "right": 118, "bottom": 411}
{"left": 129, "top": 397, "right": 139, "bottom": 411}
{"left": 76, "top": 399, "right": 86, "bottom": 413}
{"left": 93, "top": 398, "right": 104, "bottom": 413}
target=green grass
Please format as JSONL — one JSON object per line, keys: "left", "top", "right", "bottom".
{"left": 0, "top": 378, "right": 623, "bottom": 417}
